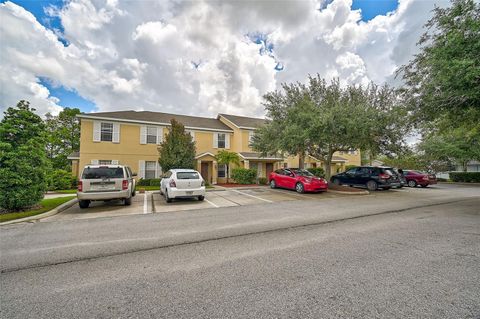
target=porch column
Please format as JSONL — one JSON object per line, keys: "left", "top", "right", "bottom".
{"left": 197, "top": 160, "right": 202, "bottom": 172}
{"left": 212, "top": 160, "right": 218, "bottom": 184}
{"left": 244, "top": 160, "right": 249, "bottom": 169}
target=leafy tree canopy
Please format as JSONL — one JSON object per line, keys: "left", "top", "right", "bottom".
{"left": 158, "top": 119, "right": 196, "bottom": 172}
{"left": 215, "top": 150, "right": 240, "bottom": 183}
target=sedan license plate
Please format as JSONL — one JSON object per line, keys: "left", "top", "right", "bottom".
{"left": 186, "top": 191, "right": 193, "bottom": 195}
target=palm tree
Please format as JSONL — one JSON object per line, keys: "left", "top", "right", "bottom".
{"left": 215, "top": 150, "right": 240, "bottom": 183}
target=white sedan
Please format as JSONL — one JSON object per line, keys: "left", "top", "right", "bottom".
{"left": 160, "top": 169, "right": 206, "bottom": 203}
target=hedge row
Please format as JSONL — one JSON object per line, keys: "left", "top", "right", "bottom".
{"left": 231, "top": 168, "right": 257, "bottom": 184}
{"left": 306, "top": 167, "right": 325, "bottom": 177}
{"left": 137, "top": 178, "right": 161, "bottom": 186}
{"left": 449, "top": 172, "right": 480, "bottom": 183}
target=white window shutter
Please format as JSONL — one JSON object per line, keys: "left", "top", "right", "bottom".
{"left": 91, "top": 159, "right": 99, "bottom": 165}
{"left": 138, "top": 160, "right": 145, "bottom": 179}
{"left": 156, "top": 127, "right": 162, "bottom": 144}
{"left": 112, "top": 160, "right": 119, "bottom": 165}
{"left": 140, "top": 125, "right": 146, "bottom": 144}
{"left": 213, "top": 133, "right": 218, "bottom": 148}
{"left": 112, "top": 123, "right": 120, "bottom": 143}
{"left": 225, "top": 134, "right": 230, "bottom": 149}
{"left": 93, "top": 121, "right": 101, "bottom": 142}
{"left": 155, "top": 162, "right": 162, "bottom": 178}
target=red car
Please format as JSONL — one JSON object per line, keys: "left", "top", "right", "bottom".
{"left": 402, "top": 170, "right": 437, "bottom": 188}
{"left": 269, "top": 168, "right": 328, "bottom": 193}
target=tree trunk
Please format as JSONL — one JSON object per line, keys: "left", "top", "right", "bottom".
{"left": 226, "top": 164, "right": 230, "bottom": 183}
{"left": 324, "top": 149, "right": 335, "bottom": 180}
{"left": 299, "top": 152, "right": 305, "bottom": 169}
{"left": 463, "top": 160, "right": 468, "bottom": 172}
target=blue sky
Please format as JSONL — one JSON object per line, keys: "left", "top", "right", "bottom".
{"left": 0, "top": 0, "right": 404, "bottom": 112}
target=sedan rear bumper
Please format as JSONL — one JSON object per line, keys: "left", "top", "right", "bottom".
{"left": 168, "top": 187, "right": 206, "bottom": 198}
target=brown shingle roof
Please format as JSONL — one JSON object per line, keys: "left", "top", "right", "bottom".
{"left": 219, "top": 113, "right": 267, "bottom": 129}
{"left": 78, "top": 111, "right": 233, "bottom": 131}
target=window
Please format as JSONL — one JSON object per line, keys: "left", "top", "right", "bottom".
{"left": 145, "top": 161, "right": 156, "bottom": 179}
{"left": 101, "top": 123, "right": 113, "bottom": 141}
{"left": 146, "top": 126, "right": 157, "bottom": 144}
{"left": 217, "top": 133, "right": 226, "bottom": 148}
{"left": 82, "top": 167, "right": 124, "bottom": 179}
{"left": 99, "top": 160, "right": 112, "bottom": 165}
{"left": 346, "top": 168, "right": 358, "bottom": 175}
{"left": 348, "top": 149, "right": 357, "bottom": 155}
{"left": 218, "top": 164, "right": 226, "bottom": 178}
{"left": 248, "top": 131, "right": 254, "bottom": 145}
{"left": 283, "top": 162, "right": 288, "bottom": 168}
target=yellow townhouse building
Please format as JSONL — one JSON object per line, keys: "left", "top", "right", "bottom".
{"left": 68, "top": 110, "right": 361, "bottom": 184}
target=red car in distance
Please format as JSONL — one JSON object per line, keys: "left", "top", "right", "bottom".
{"left": 269, "top": 168, "right": 328, "bottom": 193}
{"left": 402, "top": 170, "right": 438, "bottom": 188}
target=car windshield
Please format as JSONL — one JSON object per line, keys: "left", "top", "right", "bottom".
{"left": 292, "top": 169, "right": 314, "bottom": 177}
{"left": 176, "top": 172, "right": 200, "bottom": 179}
{"left": 82, "top": 167, "right": 123, "bottom": 179}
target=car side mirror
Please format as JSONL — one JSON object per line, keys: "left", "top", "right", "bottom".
{"left": 132, "top": 172, "right": 137, "bottom": 177}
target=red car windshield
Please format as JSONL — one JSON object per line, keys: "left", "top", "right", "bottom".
{"left": 292, "top": 169, "right": 314, "bottom": 177}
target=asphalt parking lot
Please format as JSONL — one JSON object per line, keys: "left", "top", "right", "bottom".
{"left": 44, "top": 187, "right": 349, "bottom": 221}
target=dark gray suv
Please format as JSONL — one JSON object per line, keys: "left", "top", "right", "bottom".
{"left": 330, "top": 166, "right": 401, "bottom": 191}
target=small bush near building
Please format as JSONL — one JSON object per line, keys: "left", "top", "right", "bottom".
{"left": 307, "top": 167, "right": 325, "bottom": 177}
{"left": 137, "top": 178, "right": 161, "bottom": 186}
{"left": 231, "top": 168, "right": 257, "bottom": 184}
{"left": 449, "top": 172, "right": 480, "bottom": 183}
{"left": 48, "top": 169, "right": 74, "bottom": 190}
{"left": 258, "top": 177, "right": 268, "bottom": 185}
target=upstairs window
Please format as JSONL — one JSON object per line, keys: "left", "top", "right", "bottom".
{"left": 101, "top": 123, "right": 113, "bottom": 142}
{"left": 146, "top": 126, "right": 157, "bottom": 144}
{"left": 217, "top": 133, "right": 226, "bottom": 148}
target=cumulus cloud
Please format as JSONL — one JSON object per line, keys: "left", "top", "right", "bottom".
{"left": 0, "top": 0, "right": 449, "bottom": 118}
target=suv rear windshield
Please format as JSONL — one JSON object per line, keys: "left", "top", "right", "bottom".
{"left": 82, "top": 167, "right": 124, "bottom": 179}
{"left": 176, "top": 172, "right": 200, "bottom": 179}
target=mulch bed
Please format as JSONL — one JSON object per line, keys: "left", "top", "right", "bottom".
{"left": 217, "top": 183, "right": 265, "bottom": 188}
{"left": 327, "top": 183, "right": 366, "bottom": 192}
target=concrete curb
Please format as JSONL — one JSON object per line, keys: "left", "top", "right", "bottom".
{"left": 327, "top": 189, "right": 369, "bottom": 195}
{"left": 0, "top": 198, "right": 78, "bottom": 226}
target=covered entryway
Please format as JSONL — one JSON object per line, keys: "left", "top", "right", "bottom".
{"left": 238, "top": 152, "right": 284, "bottom": 179}
{"left": 195, "top": 152, "right": 218, "bottom": 184}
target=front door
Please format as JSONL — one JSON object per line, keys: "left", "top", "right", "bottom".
{"left": 201, "top": 162, "right": 209, "bottom": 182}
{"left": 266, "top": 163, "right": 274, "bottom": 178}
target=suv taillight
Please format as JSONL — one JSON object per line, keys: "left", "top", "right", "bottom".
{"left": 379, "top": 173, "right": 390, "bottom": 180}
{"left": 77, "top": 181, "right": 83, "bottom": 192}
{"left": 169, "top": 179, "right": 176, "bottom": 187}
{"left": 122, "top": 180, "right": 128, "bottom": 190}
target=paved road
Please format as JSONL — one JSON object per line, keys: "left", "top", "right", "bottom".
{"left": 1, "top": 184, "right": 479, "bottom": 318}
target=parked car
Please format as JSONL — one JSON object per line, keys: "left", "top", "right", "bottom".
{"left": 269, "top": 168, "right": 328, "bottom": 193}
{"left": 330, "top": 166, "right": 401, "bottom": 191}
{"left": 77, "top": 165, "right": 136, "bottom": 208}
{"left": 402, "top": 170, "right": 437, "bottom": 188}
{"left": 160, "top": 169, "right": 205, "bottom": 202}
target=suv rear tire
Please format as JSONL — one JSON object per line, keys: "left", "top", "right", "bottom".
{"left": 366, "top": 180, "right": 378, "bottom": 191}
{"left": 79, "top": 200, "right": 90, "bottom": 209}
{"left": 332, "top": 178, "right": 340, "bottom": 185}
{"left": 198, "top": 195, "right": 205, "bottom": 201}
{"left": 124, "top": 196, "right": 132, "bottom": 206}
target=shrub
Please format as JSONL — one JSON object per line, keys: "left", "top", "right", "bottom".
{"left": 48, "top": 169, "right": 74, "bottom": 190}
{"left": 137, "top": 178, "right": 161, "bottom": 186}
{"left": 231, "top": 168, "right": 257, "bottom": 184}
{"left": 71, "top": 176, "right": 78, "bottom": 188}
{"left": 307, "top": 167, "right": 325, "bottom": 177}
{"left": 449, "top": 172, "right": 480, "bottom": 183}
{"left": 258, "top": 177, "right": 268, "bottom": 185}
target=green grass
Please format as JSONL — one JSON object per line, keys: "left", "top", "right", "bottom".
{"left": 53, "top": 189, "right": 77, "bottom": 194}
{"left": 0, "top": 196, "right": 76, "bottom": 223}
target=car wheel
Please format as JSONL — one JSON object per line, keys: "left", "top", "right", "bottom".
{"left": 270, "top": 179, "right": 276, "bottom": 189}
{"left": 383, "top": 187, "right": 391, "bottom": 190}
{"left": 295, "top": 182, "right": 304, "bottom": 193}
{"left": 408, "top": 180, "right": 417, "bottom": 187}
{"left": 79, "top": 200, "right": 90, "bottom": 209}
{"left": 332, "top": 178, "right": 340, "bottom": 185}
{"left": 366, "top": 180, "right": 378, "bottom": 191}
{"left": 421, "top": 184, "right": 429, "bottom": 188}
{"left": 124, "top": 196, "right": 132, "bottom": 206}
{"left": 165, "top": 190, "right": 172, "bottom": 203}
{"left": 132, "top": 188, "right": 136, "bottom": 197}
{"left": 198, "top": 195, "right": 205, "bottom": 201}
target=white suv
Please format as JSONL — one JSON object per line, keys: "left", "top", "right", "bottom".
{"left": 160, "top": 169, "right": 205, "bottom": 203}
{"left": 77, "top": 165, "right": 136, "bottom": 208}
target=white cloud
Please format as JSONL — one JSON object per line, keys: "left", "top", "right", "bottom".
{"left": 0, "top": 0, "right": 450, "bottom": 118}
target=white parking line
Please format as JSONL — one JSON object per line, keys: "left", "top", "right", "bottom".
{"left": 143, "top": 192, "right": 148, "bottom": 214}
{"left": 231, "top": 189, "right": 273, "bottom": 203}
{"left": 204, "top": 198, "right": 219, "bottom": 208}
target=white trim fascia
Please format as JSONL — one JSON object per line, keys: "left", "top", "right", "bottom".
{"left": 195, "top": 152, "right": 217, "bottom": 159}
{"left": 67, "top": 156, "right": 80, "bottom": 160}
{"left": 217, "top": 115, "right": 240, "bottom": 129}
{"left": 77, "top": 115, "right": 233, "bottom": 133}
{"left": 238, "top": 126, "right": 258, "bottom": 130}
